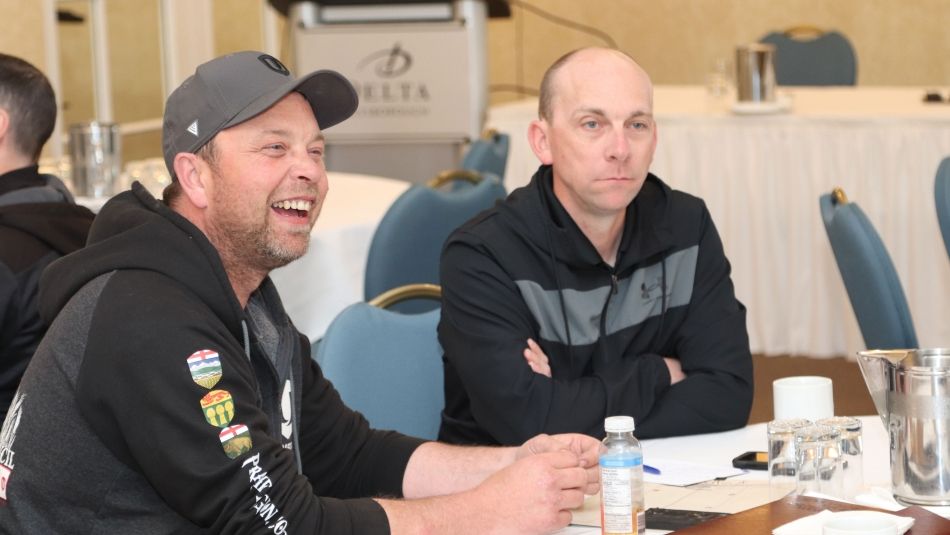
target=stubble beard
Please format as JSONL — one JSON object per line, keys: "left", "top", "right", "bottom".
{"left": 258, "top": 223, "right": 311, "bottom": 268}
{"left": 208, "top": 204, "right": 313, "bottom": 278}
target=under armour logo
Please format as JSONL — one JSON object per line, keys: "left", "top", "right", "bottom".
{"left": 641, "top": 279, "right": 661, "bottom": 300}
{"left": 186, "top": 120, "right": 199, "bottom": 137}
{"left": 257, "top": 54, "right": 290, "bottom": 76}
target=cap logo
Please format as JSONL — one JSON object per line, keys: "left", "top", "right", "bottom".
{"left": 186, "top": 120, "right": 199, "bottom": 137}
{"left": 257, "top": 54, "right": 289, "bottom": 76}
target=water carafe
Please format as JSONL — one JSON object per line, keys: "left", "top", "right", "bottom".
{"left": 735, "top": 43, "right": 776, "bottom": 103}
{"left": 68, "top": 121, "right": 121, "bottom": 198}
{"left": 857, "top": 348, "right": 950, "bottom": 505}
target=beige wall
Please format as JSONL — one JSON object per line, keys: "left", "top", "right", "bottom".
{"left": 0, "top": 0, "right": 46, "bottom": 70}
{"left": 3, "top": 1, "right": 948, "bottom": 148}
{"left": 213, "top": 0, "right": 264, "bottom": 55}
{"left": 58, "top": 1, "right": 95, "bottom": 127}
{"left": 487, "top": 0, "right": 950, "bottom": 104}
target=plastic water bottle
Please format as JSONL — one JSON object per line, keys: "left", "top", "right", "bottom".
{"left": 600, "top": 416, "right": 645, "bottom": 534}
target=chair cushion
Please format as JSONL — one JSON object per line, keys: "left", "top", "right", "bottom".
{"left": 315, "top": 304, "right": 444, "bottom": 439}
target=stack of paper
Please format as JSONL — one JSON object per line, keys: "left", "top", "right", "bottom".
{"left": 643, "top": 458, "right": 745, "bottom": 486}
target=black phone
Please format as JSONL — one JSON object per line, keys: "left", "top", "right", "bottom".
{"left": 731, "top": 450, "right": 768, "bottom": 470}
{"left": 645, "top": 508, "right": 730, "bottom": 530}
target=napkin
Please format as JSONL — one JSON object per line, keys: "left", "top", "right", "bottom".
{"left": 852, "top": 487, "right": 904, "bottom": 511}
{"left": 772, "top": 509, "right": 914, "bottom": 535}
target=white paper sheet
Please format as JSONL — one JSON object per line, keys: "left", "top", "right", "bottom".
{"left": 642, "top": 457, "right": 745, "bottom": 486}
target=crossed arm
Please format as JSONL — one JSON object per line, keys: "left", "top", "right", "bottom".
{"left": 524, "top": 338, "right": 687, "bottom": 384}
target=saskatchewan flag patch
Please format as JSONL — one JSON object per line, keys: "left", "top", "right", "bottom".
{"left": 200, "top": 389, "right": 235, "bottom": 428}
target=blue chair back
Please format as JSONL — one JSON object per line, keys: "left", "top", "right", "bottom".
{"left": 934, "top": 157, "right": 950, "bottom": 262}
{"left": 315, "top": 304, "right": 443, "bottom": 439}
{"left": 364, "top": 174, "right": 506, "bottom": 312}
{"left": 761, "top": 30, "right": 856, "bottom": 86}
{"left": 820, "top": 189, "right": 917, "bottom": 349}
{"left": 461, "top": 132, "right": 510, "bottom": 183}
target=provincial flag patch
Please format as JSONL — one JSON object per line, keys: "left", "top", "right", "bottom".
{"left": 200, "top": 389, "right": 235, "bottom": 428}
{"left": 0, "top": 463, "right": 11, "bottom": 502}
{"left": 219, "top": 424, "right": 252, "bottom": 459}
{"left": 187, "top": 349, "right": 222, "bottom": 389}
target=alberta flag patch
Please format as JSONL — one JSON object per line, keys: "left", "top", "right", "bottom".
{"left": 187, "top": 349, "right": 222, "bottom": 389}
{"left": 219, "top": 424, "right": 252, "bottom": 459}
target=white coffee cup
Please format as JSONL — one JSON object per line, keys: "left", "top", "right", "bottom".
{"left": 773, "top": 376, "right": 834, "bottom": 421}
{"left": 822, "top": 511, "right": 899, "bottom": 535}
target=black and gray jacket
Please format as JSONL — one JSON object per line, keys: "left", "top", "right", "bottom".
{"left": 0, "top": 183, "right": 423, "bottom": 533}
{"left": 438, "top": 165, "right": 753, "bottom": 445}
{"left": 0, "top": 165, "right": 94, "bottom": 422}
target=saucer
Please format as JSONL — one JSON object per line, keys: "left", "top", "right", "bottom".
{"left": 730, "top": 96, "right": 792, "bottom": 115}
{"left": 822, "top": 510, "right": 914, "bottom": 535}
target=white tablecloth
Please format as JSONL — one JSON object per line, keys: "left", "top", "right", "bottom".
{"left": 489, "top": 87, "right": 950, "bottom": 357}
{"left": 639, "top": 415, "right": 889, "bottom": 491}
{"left": 560, "top": 415, "right": 895, "bottom": 534}
{"left": 270, "top": 172, "right": 410, "bottom": 342}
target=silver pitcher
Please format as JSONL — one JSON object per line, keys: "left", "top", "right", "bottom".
{"left": 857, "top": 348, "right": 950, "bottom": 505}
{"left": 735, "top": 43, "right": 776, "bottom": 103}
{"left": 68, "top": 122, "right": 121, "bottom": 198}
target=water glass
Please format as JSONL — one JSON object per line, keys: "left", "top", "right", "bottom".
{"left": 767, "top": 418, "right": 811, "bottom": 500}
{"left": 817, "top": 416, "right": 864, "bottom": 499}
{"left": 122, "top": 158, "right": 171, "bottom": 198}
{"left": 795, "top": 424, "right": 843, "bottom": 497}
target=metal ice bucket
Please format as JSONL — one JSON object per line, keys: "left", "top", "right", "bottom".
{"left": 735, "top": 43, "right": 776, "bottom": 103}
{"left": 69, "top": 121, "right": 121, "bottom": 198}
{"left": 857, "top": 348, "right": 950, "bottom": 505}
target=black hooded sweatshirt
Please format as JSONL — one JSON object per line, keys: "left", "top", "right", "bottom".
{"left": 0, "top": 165, "right": 94, "bottom": 422}
{"left": 0, "top": 183, "right": 422, "bottom": 533}
{"left": 438, "top": 166, "right": 753, "bottom": 445}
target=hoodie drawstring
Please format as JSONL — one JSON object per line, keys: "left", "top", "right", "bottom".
{"left": 241, "top": 320, "right": 251, "bottom": 360}
{"left": 650, "top": 256, "right": 669, "bottom": 354}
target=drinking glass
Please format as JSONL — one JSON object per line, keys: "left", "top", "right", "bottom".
{"left": 767, "top": 418, "right": 811, "bottom": 501}
{"left": 795, "top": 424, "right": 843, "bottom": 498}
{"left": 817, "top": 416, "right": 864, "bottom": 499}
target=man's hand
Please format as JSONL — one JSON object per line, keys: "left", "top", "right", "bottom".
{"left": 523, "top": 338, "right": 551, "bottom": 377}
{"left": 516, "top": 433, "right": 601, "bottom": 496}
{"left": 383, "top": 446, "right": 591, "bottom": 534}
{"left": 664, "top": 357, "right": 686, "bottom": 385}
{"left": 472, "top": 450, "right": 589, "bottom": 533}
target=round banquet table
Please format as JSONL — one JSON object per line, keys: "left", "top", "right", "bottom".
{"left": 269, "top": 171, "right": 410, "bottom": 342}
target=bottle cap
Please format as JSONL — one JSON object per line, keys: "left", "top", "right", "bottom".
{"left": 604, "top": 415, "right": 635, "bottom": 433}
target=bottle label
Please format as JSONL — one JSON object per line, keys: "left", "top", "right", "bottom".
{"left": 602, "top": 466, "right": 633, "bottom": 533}
{"left": 601, "top": 455, "right": 644, "bottom": 534}
{"left": 599, "top": 457, "right": 643, "bottom": 468}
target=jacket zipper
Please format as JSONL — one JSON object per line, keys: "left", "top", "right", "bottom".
{"left": 600, "top": 270, "right": 619, "bottom": 337}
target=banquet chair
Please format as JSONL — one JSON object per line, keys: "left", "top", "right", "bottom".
{"left": 364, "top": 171, "right": 506, "bottom": 313}
{"left": 460, "top": 130, "right": 510, "bottom": 184}
{"left": 934, "top": 157, "right": 950, "bottom": 263}
{"left": 314, "top": 284, "right": 444, "bottom": 440}
{"left": 760, "top": 27, "right": 857, "bottom": 86}
{"left": 820, "top": 188, "right": 918, "bottom": 349}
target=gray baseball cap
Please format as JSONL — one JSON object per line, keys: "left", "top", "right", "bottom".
{"left": 162, "top": 51, "right": 358, "bottom": 180}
